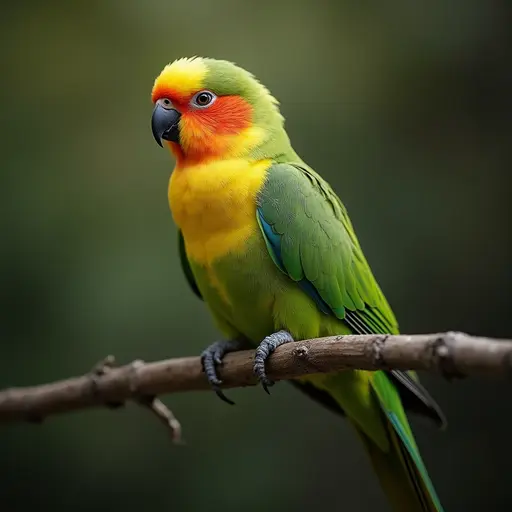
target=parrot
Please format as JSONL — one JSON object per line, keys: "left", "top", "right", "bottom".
{"left": 150, "top": 56, "right": 446, "bottom": 512}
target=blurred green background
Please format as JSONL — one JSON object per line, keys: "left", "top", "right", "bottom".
{"left": 1, "top": 1, "right": 511, "bottom": 511}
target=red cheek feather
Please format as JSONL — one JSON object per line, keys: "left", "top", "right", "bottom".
{"left": 192, "top": 96, "right": 252, "bottom": 135}
{"left": 178, "top": 96, "right": 253, "bottom": 165}
{"left": 153, "top": 93, "right": 253, "bottom": 165}
{"left": 152, "top": 88, "right": 252, "bottom": 136}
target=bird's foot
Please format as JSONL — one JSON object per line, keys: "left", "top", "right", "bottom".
{"left": 253, "top": 330, "right": 295, "bottom": 394}
{"left": 201, "top": 339, "right": 243, "bottom": 405}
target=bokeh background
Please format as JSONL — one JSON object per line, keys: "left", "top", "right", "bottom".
{"left": 1, "top": 1, "right": 511, "bottom": 511}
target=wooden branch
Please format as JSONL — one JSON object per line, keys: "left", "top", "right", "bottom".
{"left": 1, "top": 331, "right": 511, "bottom": 430}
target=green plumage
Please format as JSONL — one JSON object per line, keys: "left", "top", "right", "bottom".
{"left": 181, "top": 163, "right": 445, "bottom": 511}
{"left": 173, "top": 58, "right": 446, "bottom": 512}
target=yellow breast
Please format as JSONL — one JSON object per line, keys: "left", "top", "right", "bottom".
{"left": 169, "top": 158, "right": 271, "bottom": 266}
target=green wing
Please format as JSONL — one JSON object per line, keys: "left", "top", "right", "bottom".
{"left": 256, "top": 162, "right": 445, "bottom": 426}
{"left": 257, "top": 162, "right": 397, "bottom": 331}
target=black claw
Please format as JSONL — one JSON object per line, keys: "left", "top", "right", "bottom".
{"left": 261, "top": 379, "right": 274, "bottom": 395}
{"left": 201, "top": 340, "right": 243, "bottom": 404}
{"left": 213, "top": 387, "right": 236, "bottom": 405}
{"left": 253, "top": 330, "right": 294, "bottom": 394}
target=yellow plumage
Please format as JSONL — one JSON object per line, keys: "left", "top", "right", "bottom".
{"left": 152, "top": 57, "right": 207, "bottom": 97}
{"left": 168, "top": 158, "right": 271, "bottom": 265}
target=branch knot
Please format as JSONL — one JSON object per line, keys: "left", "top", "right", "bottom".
{"left": 371, "top": 335, "right": 389, "bottom": 368}
{"left": 293, "top": 345, "right": 309, "bottom": 359}
{"left": 431, "top": 332, "right": 466, "bottom": 380}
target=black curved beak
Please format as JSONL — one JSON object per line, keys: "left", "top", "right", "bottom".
{"left": 151, "top": 104, "right": 181, "bottom": 147}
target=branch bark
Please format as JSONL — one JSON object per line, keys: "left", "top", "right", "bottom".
{"left": 1, "top": 331, "right": 511, "bottom": 426}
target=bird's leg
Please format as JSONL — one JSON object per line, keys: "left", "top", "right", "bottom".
{"left": 253, "top": 330, "right": 295, "bottom": 394}
{"left": 201, "top": 339, "right": 244, "bottom": 405}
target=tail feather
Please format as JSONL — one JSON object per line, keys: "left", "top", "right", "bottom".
{"left": 387, "top": 411, "right": 444, "bottom": 511}
{"left": 305, "top": 370, "right": 444, "bottom": 511}
{"left": 356, "top": 417, "right": 442, "bottom": 512}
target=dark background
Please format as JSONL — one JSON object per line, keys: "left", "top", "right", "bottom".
{"left": 1, "top": 1, "right": 511, "bottom": 511}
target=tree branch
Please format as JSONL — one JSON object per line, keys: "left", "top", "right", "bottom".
{"left": 1, "top": 331, "right": 511, "bottom": 428}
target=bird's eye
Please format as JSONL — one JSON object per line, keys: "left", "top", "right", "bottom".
{"left": 191, "top": 90, "right": 216, "bottom": 108}
{"left": 157, "top": 98, "right": 174, "bottom": 109}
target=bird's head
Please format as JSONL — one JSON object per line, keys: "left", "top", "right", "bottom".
{"left": 151, "top": 57, "right": 289, "bottom": 166}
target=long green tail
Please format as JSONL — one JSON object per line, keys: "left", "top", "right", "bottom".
{"left": 361, "top": 372, "right": 444, "bottom": 512}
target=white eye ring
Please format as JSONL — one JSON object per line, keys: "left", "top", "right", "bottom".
{"left": 191, "top": 90, "right": 216, "bottom": 108}
{"left": 157, "top": 97, "right": 174, "bottom": 109}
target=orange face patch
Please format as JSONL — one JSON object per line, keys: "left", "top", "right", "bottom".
{"left": 179, "top": 96, "right": 253, "bottom": 165}
{"left": 153, "top": 89, "right": 254, "bottom": 165}
{"left": 187, "top": 95, "right": 252, "bottom": 136}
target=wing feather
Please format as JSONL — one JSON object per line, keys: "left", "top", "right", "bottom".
{"left": 256, "top": 163, "right": 445, "bottom": 428}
